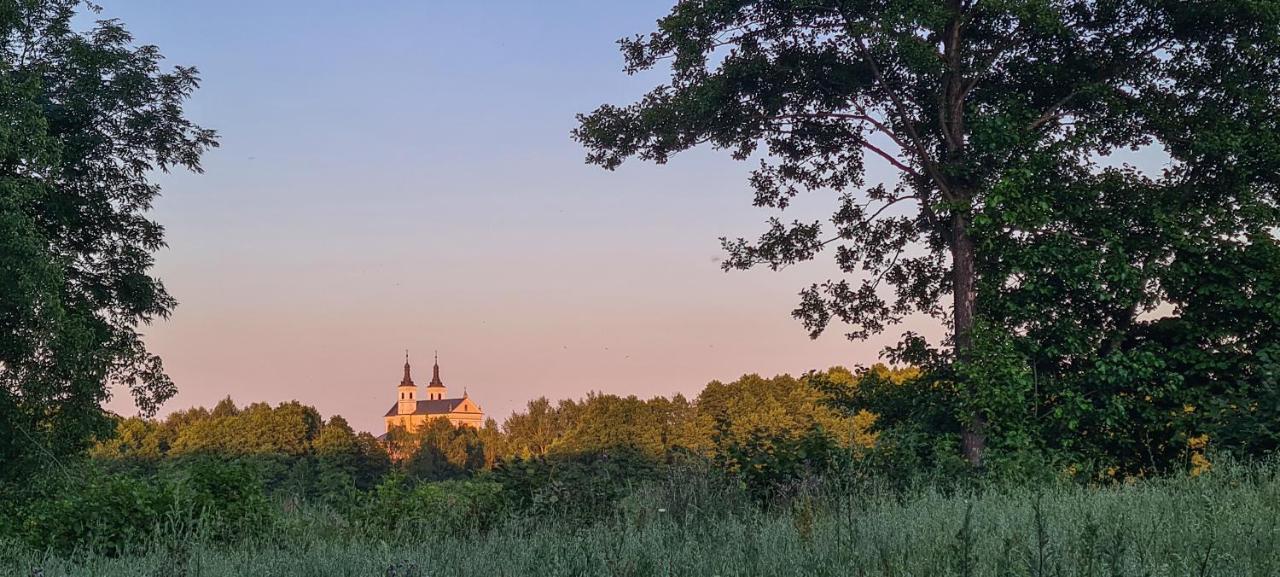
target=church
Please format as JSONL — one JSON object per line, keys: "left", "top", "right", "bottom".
{"left": 384, "top": 353, "right": 484, "bottom": 432}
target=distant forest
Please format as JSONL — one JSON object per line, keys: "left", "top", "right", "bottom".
{"left": 90, "top": 367, "right": 886, "bottom": 495}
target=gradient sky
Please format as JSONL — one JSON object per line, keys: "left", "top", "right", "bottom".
{"left": 97, "top": 0, "right": 942, "bottom": 433}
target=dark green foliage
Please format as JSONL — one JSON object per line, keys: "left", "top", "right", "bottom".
{"left": 811, "top": 363, "right": 975, "bottom": 486}
{"left": 489, "top": 448, "right": 660, "bottom": 523}
{"left": 402, "top": 418, "right": 487, "bottom": 482}
{"left": 10, "top": 459, "right": 270, "bottom": 556}
{"left": 575, "top": 0, "right": 1280, "bottom": 471}
{"left": 0, "top": 0, "right": 216, "bottom": 483}
{"left": 714, "top": 424, "right": 849, "bottom": 504}
{"left": 15, "top": 473, "right": 169, "bottom": 557}
{"left": 232, "top": 454, "right": 359, "bottom": 505}
{"left": 52, "top": 366, "right": 1265, "bottom": 562}
{"left": 156, "top": 457, "right": 275, "bottom": 541}
{"left": 313, "top": 416, "right": 392, "bottom": 490}
{"left": 10, "top": 386, "right": 1280, "bottom": 569}
{"left": 7, "top": 458, "right": 1280, "bottom": 576}
{"left": 354, "top": 476, "right": 505, "bottom": 538}
{"left": 90, "top": 400, "right": 392, "bottom": 504}
{"left": 976, "top": 154, "right": 1280, "bottom": 475}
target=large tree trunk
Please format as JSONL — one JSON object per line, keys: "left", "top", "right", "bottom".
{"left": 951, "top": 212, "right": 986, "bottom": 467}
{"left": 938, "top": 2, "right": 985, "bottom": 468}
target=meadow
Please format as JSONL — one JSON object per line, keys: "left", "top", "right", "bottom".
{"left": 5, "top": 458, "right": 1278, "bottom": 577}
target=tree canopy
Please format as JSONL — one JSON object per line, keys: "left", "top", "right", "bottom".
{"left": 575, "top": 0, "right": 1280, "bottom": 468}
{"left": 0, "top": 0, "right": 216, "bottom": 481}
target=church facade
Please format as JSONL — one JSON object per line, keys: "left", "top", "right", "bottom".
{"left": 384, "top": 354, "right": 484, "bottom": 432}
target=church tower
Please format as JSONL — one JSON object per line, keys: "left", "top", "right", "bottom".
{"left": 426, "top": 352, "right": 447, "bottom": 400}
{"left": 382, "top": 351, "right": 485, "bottom": 433}
{"left": 397, "top": 352, "right": 417, "bottom": 415}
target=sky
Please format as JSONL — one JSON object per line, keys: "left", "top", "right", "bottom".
{"left": 96, "top": 0, "right": 942, "bottom": 433}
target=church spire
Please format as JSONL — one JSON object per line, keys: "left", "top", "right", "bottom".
{"left": 401, "top": 350, "right": 414, "bottom": 386}
{"left": 429, "top": 350, "right": 444, "bottom": 387}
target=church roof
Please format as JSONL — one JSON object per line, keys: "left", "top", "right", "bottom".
{"left": 384, "top": 398, "right": 481, "bottom": 417}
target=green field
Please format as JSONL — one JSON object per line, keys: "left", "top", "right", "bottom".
{"left": 6, "top": 461, "right": 1279, "bottom": 577}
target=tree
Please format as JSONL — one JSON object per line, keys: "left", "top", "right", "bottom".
{"left": 88, "top": 415, "right": 166, "bottom": 462}
{"left": 0, "top": 0, "right": 216, "bottom": 480}
{"left": 168, "top": 401, "right": 323, "bottom": 457}
{"left": 810, "top": 364, "right": 974, "bottom": 481}
{"left": 404, "top": 418, "right": 486, "bottom": 482}
{"left": 313, "top": 415, "right": 360, "bottom": 462}
{"left": 210, "top": 397, "right": 240, "bottom": 418}
{"left": 554, "top": 393, "right": 678, "bottom": 458}
{"left": 476, "top": 417, "right": 506, "bottom": 468}
{"left": 576, "top": 0, "right": 1280, "bottom": 466}
{"left": 694, "top": 371, "right": 876, "bottom": 455}
{"left": 350, "top": 431, "right": 392, "bottom": 489}
{"left": 314, "top": 415, "right": 391, "bottom": 491}
{"left": 501, "top": 397, "right": 571, "bottom": 458}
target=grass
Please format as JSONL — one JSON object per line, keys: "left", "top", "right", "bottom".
{"left": 5, "top": 461, "right": 1280, "bottom": 576}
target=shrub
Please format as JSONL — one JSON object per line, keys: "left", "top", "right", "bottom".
{"left": 713, "top": 425, "right": 851, "bottom": 504}
{"left": 16, "top": 472, "right": 170, "bottom": 556}
{"left": 9, "top": 458, "right": 275, "bottom": 556}
{"left": 159, "top": 457, "right": 275, "bottom": 541}
{"left": 617, "top": 452, "right": 751, "bottom": 528}
{"left": 490, "top": 447, "right": 660, "bottom": 523}
{"left": 356, "top": 476, "right": 506, "bottom": 537}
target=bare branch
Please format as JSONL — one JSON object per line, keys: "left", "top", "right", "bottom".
{"left": 769, "top": 111, "right": 911, "bottom": 153}
{"left": 864, "top": 194, "right": 920, "bottom": 225}
{"left": 837, "top": 12, "right": 954, "bottom": 201}
{"left": 1027, "top": 91, "right": 1079, "bottom": 131}
{"left": 765, "top": 112, "right": 924, "bottom": 178}
{"left": 961, "top": 29, "right": 1021, "bottom": 98}
{"left": 860, "top": 139, "right": 924, "bottom": 179}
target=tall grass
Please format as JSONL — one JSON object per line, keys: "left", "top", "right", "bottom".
{"left": 5, "top": 459, "right": 1279, "bottom": 576}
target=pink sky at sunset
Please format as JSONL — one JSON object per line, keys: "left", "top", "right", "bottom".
{"left": 98, "top": 0, "right": 946, "bottom": 433}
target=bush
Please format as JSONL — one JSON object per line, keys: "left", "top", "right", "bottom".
{"left": 490, "top": 447, "right": 660, "bottom": 523}
{"left": 16, "top": 473, "right": 170, "bottom": 556}
{"left": 8, "top": 458, "right": 275, "bottom": 556}
{"left": 235, "top": 454, "right": 362, "bottom": 507}
{"left": 617, "top": 452, "right": 751, "bottom": 527}
{"left": 714, "top": 425, "right": 852, "bottom": 504}
{"left": 158, "top": 457, "right": 276, "bottom": 541}
{"left": 355, "top": 476, "right": 506, "bottom": 537}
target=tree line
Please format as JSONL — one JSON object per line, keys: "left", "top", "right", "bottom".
{"left": 89, "top": 357, "right": 1239, "bottom": 493}
{"left": 90, "top": 368, "right": 880, "bottom": 490}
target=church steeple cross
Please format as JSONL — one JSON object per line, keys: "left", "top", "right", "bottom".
{"left": 401, "top": 350, "right": 414, "bottom": 386}
{"left": 430, "top": 350, "right": 444, "bottom": 387}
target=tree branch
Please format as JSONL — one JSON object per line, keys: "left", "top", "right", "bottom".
{"left": 860, "top": 139, "right": 924, "bottom": 179}
{"left": 1026, "top": 42, "right": 1166, "bottom": 132}
{"left": 1027, "top": 91, "right": 1079, "bottom": 131}
{"left": 833, "top": 194, "right": 922, "bottom": 244}
{"left": 770, "top": 111, "right": 911, "bottom": 153}
{"left": 838, "top": 13, "right": 954, "bottom": 201}
{"left": 766, "top": 112, "right": 924, "bottom": 179}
